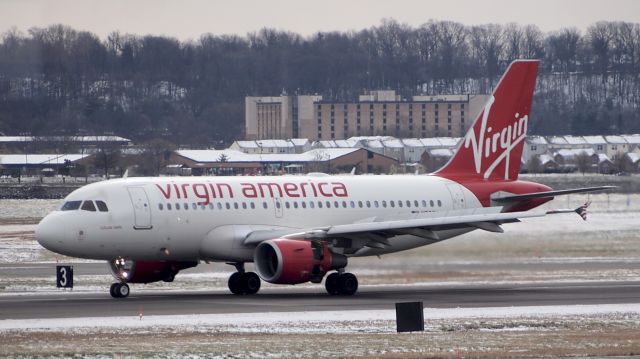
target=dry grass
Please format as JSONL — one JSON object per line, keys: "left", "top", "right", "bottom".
{"left": 2, "top": 316, "right": 640, "bottom": 358}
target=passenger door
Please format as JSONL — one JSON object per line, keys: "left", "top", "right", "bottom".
{"left": 127, "top": 187, "right": 153, "bottom": 229}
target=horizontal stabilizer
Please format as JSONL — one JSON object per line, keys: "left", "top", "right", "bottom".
{"left": 492, "top": 186, "right": 615, "bottom": 203}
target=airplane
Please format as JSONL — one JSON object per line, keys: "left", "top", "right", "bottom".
{"left": 36, "top": 60, "right": 613, "bottom": 298}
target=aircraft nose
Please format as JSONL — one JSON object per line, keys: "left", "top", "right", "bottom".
{"left": 36, "top": 215, "right": 67, "bottom": 254}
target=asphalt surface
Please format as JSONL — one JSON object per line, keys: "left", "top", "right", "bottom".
{"left": 1, "top": 280, "right": 640, "bottom": 320}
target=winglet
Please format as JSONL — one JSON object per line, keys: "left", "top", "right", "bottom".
{"left": 575, "top": 201, "right": 591, "bottom": 221}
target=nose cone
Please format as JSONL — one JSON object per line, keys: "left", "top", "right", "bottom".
{"left": 36, "top": 214, "right": 67, "bottom": 255}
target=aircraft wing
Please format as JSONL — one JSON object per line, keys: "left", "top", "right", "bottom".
{"left": 243, "top": 204, "right": 587, "bottom": 253}
{"left": 491, "top": 186, "right": 615, "bottom": 203}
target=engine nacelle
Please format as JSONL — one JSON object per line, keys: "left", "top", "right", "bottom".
{"left": 109, "top": 259, "right": 198, "bottom": 283}
{"left": 254, "top": 239, "right": 347, "bottom": 285}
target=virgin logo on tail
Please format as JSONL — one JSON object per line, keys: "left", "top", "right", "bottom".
{"left": 464, "top": 96, "right": 529, "bottom": 180}
{"left": 436, "top": 59, "right": 539, "bottom": 182}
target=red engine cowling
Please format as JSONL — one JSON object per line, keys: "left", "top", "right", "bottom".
{"left": 254, "top": 239, "right": 347, "bottom": 284}
{"left": 109, "top": 259, "right": 198, "bottom": 283}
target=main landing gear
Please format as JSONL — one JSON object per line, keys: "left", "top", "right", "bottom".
{"left": 228, "top": 263, "right": 261, "bottom": 295}
{"left": 324, "top": 271, "right": 358, "bottom": 295}
{"left": 110, "top": 282, "right": 130, "bottom": 298}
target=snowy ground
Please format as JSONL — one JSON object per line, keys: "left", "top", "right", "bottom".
{"left": 1, "top": 194, "right": 639, "bottom": 357}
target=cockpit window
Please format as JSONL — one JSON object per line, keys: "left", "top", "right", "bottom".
{"left": 61, "top": 201, "right": 82, "bottom": 211}
{"left": 81, "top": 200, "right": 97, "bottom": 212}
{"left": 95, "top": 200, "right": 109, "bottom": 212}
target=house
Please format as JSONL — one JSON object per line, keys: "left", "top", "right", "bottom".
{"left": 621, "top": 153, "right": 640, "bottom": 173}
{"left": 522, "top": 136, "right": 548, "bottom": 165}
{"left": 604, "top": 135, "right": 629, "bottom": 161}
{"left": 401, "top": 138, "right": 427, "bottom": 163}
{"left": 420, "top": 149, "right": 453, "bottom": 173}
{"left": 582, "top": 135, "right": 608, "bottom": 154}
{"left": 381, "top": 138, "right": 405, "bottom": 162}
{"left": 553, "top": 149, "right": 597, "bottom": 172}
{"left": 229, "top": 139, "right": 297, "bottom": 155}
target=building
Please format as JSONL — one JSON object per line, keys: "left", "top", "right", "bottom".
{"left": 245, "top": 95, "right": 322, "bottom": 140}
{"left": 0, "top": 153, "right": 92, "bottom": 176}
{"left": 170, "top": 148, "right": 398, "bottom": 175}
{"left": 245, "top": 91, "right": 489, "bottom": 141}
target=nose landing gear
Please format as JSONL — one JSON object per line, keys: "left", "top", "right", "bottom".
{"left": 110, "top": 282, "right": 130, "bottom": 298}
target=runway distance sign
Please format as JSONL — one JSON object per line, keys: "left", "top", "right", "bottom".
{"left": 56, "top": 265, "right": 73, "bottom": 288}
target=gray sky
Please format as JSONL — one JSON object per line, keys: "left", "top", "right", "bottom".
{"left": 1, "top": 0, "right": 640, "bottom": 40}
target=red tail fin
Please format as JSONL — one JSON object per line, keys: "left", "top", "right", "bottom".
{"left": 436, "top": 60, "right": 539, "bottom": 181}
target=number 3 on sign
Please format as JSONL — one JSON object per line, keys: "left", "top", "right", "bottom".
{"left": 56, "top": 265, "right": 73, "bottom": 288}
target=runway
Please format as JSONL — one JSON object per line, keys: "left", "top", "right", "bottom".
{"left": 2, "top": 280, "right": 640, "bottom": 320}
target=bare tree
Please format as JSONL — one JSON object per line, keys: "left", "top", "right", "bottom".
{"left": 575, "top": 151, "right": 593, "bottom": 174}
{"left": 139, "top": 139, "right": 176, "bottom": 176}
{"left": 527, "top": 155, "right": 543, "bottom": 174}
{"left": 94, "top": 142, "right": 122, "bottom": 177}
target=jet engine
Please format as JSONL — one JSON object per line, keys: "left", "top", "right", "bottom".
{"left": 254, "top": 239, "right": 347, "bottom": 284}
{"left": 109, "top": 259, "right": 198, "bottom": 283}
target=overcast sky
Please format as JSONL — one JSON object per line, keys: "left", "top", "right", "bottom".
{"left": 1, "top": 0, "right": 640, "bottom": 40}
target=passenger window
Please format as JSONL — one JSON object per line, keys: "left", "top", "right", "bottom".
{"left": 294, "top": 202, "right": 299, "bottom": 209}
{"left": 262, "top": 202, "right": 268, "bottom": 209}
{"left": 374, "top": 201, "right": 379, "bottom": 208}
{"left": 326, "top": 201, "right": 331, "bottom": 208}
{"left": 390, "top": 201, "right": 395, "bottom": 208}
{"left": 95, "top": 200, "right": 109, "bottom": 212}
{"left": 158, "top": 203, "right": 163, "bottom": 210}
{"left": 250, "top": 202, "right": 255, "bottom": 209}
{"left": 61, "top": 201, "right": 82, "bottom": 211}
{"left": 81, "top": 200, "right": 96, "bottom": 212}
{"left": 217, "top": 203, "right": 223, "bottom": 210}
{"left": 225, "top": 203, "right": 231, "bottom": 210}
{"left": 318, "top": 201, "right": 323, "bottom": 208}
{"left": 242, "top": 202, "right": 247, "bottom": 209}
{"left": 276, "top": 201, "right": 281, "bottom": 209}
{"left": 334, "top": 201, "right": 339, "bottom": 208}
{"left": 421, "top": 200, "right": 427, "bottom": 207}
{"left": 342, "top": 201, "right": 347, "bottom": 208}
{"left": 301, "top": 202, "right": 307, "bottom": 209}
{"left": 234, "top": 203, "right": 239, "bottom": 209}
{"left": 406, "top": 200, "right": 411, "bottom": 207}
{"left": 184, "top": 203, "right": 188, "bottom": 210}
{"left": 398, "top": 201, "right": 403, "bottom": 208}
{"left": 209, "top": 203, "right": 214, "bottom": 210}
{"left": 366, "top": 201, "right": 370, "bottom": 208}
{"left": 430, "top": 200, "right": 434, "bottom": 207}
{"left": 437, "top": 200, "right": 442, "bottom": 207}
{"left": 309, "top": 201, "right": 315, "bottom": 209}
{"left": 350, "top": 201, "right": 355, "bottom": 208}
{"left": 414, "top": 200, "right": 419, "bottom": 207}
{"left": 358, "top": 201, "right": 363, "bottom": 208}
{"left": 175, "top": 203, "right": 180, "bottom": 210}
{"left": 167, "top": 203, "right": 172, "bottom": 210}
{"left": 382, "top": 200, "right": 387, "bottom": 208}
{"left": 192, "top": 203, "right": 197, "bottom": 210}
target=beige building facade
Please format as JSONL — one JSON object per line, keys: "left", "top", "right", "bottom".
{"left": 246, "top": 91, "right": 488, "bottom": 140}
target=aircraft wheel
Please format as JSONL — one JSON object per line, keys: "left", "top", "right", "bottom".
{"left": 337, "top": 273, "right": 358, "bottom": 295}
{"left": 116, "top": 283, "right": 130, "bottom": 298}
{"left": 325, "top": 272, "right": 341, "bottom": 295}
{"left": 110, "top": 283, "right": 119, "bottom": 298}
{"left": 241, "top": 272, "right": 261, "bottom": 295}
{"left": 228, "top": 272, "right": 242, "bottom": 295}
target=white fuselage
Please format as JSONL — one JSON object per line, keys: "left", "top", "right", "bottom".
{"left": 36, "top": 174, "right": 483, "bottom": 262}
